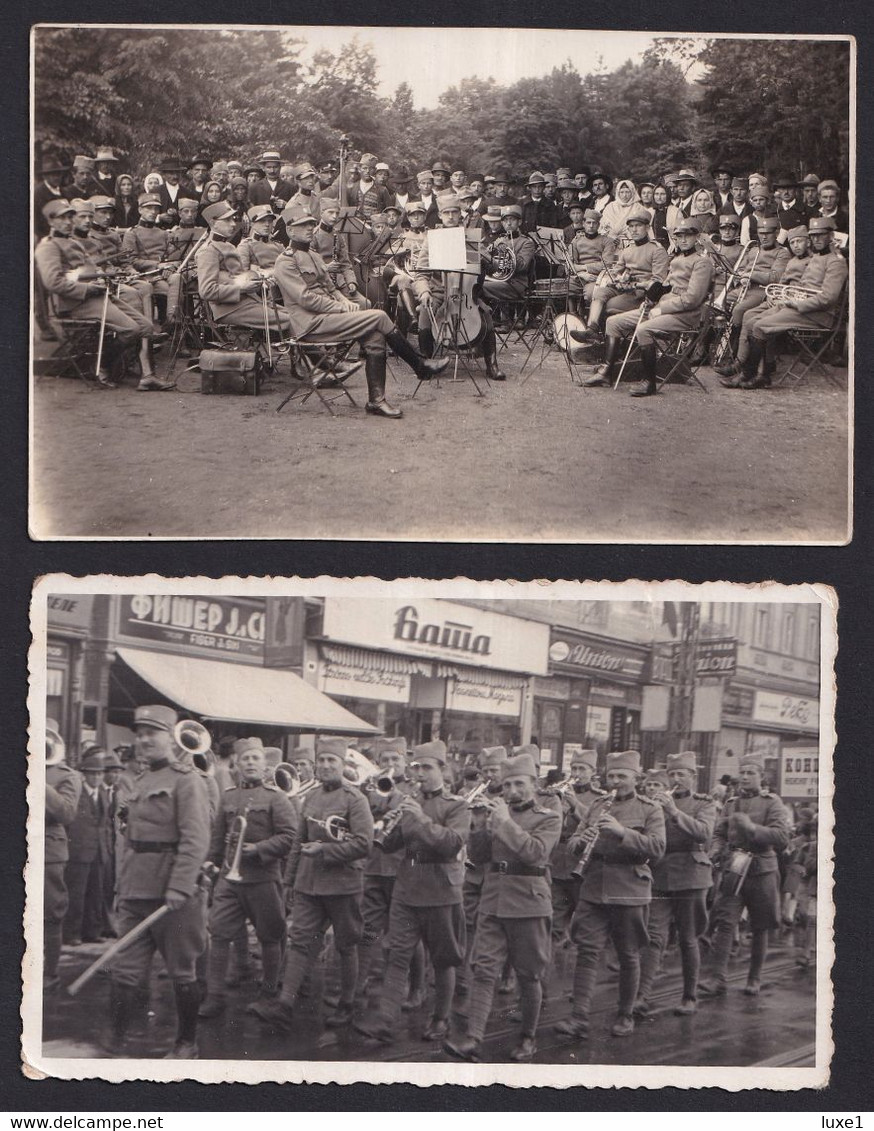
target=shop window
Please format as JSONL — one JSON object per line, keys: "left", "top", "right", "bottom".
{"left": 754, "top": 607, "right": 770, "bottom": 649}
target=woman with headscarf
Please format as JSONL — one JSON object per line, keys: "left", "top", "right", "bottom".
{"left": 650, "top": 183, "right": 671, "bottom": 250}
{"left": 196, "top": 179, "right": 225, "bottom": 227}
{"left": 113, "top": 173, "right": 140, "bottom": 229}
{"left": 143, "top": 171, "right": 164, "bottom": 196}
{"left": 689, "top": 188, "right": 719, "bottom": 236}
{"left": 227, "top": 176, "right": 251, "bottom": 242}
{"left": 599, "top": 179, "right": 643, "bottom": 241}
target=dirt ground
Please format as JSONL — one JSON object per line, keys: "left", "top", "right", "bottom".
{"left": 30, "top": 341, "right": 850, "bottom": 542}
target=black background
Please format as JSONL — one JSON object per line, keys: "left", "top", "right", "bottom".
{"left": 4, "top": 0, "right": 872, "bottom": 1111}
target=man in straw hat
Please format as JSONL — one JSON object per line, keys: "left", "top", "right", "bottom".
{"left": 444, "top": 747, "right": 561, "bottom": 1062}
{"left": 555, "top": 749, "right": 665, "bottom": 1041}
{"left": 634, "top": 751, "right": 717, "bottom": 1018}
{"left": 699, "top": 754, "right": 791, "bottom": 997}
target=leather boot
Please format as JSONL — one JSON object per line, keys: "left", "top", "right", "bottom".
{"left": 364, "top": 352, "right": 402, "bottom": 418}
{"left": 481, "top": 329, "right": 506, "bottom": 381}
{"left": 104, "top": 982, "right": 135, "bottom": 1054}
{"left": 418, "top": 326, "right": 436, "bottom": 358}
{"left": 715, "top": 326, "right": 742, "bottom": 381}
{"left": 584, "top": 334, "right": 621, "bottom": 387}
{"left": 629, "top": 343, "right": 658, "bottom": 397}
{"left": 165, "top": 981, "right": 200, "bottom": 1059}
{"left": 739, "top": 339, "right": 767, "bottom": 388}
{"left": 386, "top": 329, "right": 449, "bottom": 381}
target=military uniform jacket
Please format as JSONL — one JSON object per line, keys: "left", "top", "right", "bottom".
{"left": 196, "top": 236, "right": 251, "bottom": 319}
{"left": 570, "top": 232, "right": 618, "bottom": 278}
{"left": 550, "top": 787, "right": 608, "bottom": 880}
{"left": 469, "top": 800, "right": 561, "bottom": 918}
{"left": 46, "top": 763, "right": 82, "bottom": 866}
{"left": 208, "top": 780, "right": 296, "bottom": 883}
{"left": 380, "top": 788, "right": 470, "bottom": 907}
{"left": 790, "top": 250, "right": 848, "bottom": 316}
{"left": 612, "top": 239, "right": 670, "bottom": 289}
{"left": 780, "top": 254, "right": 813, "bottom": 288}
{"left": 35, "top": 235, "right": 100, "bottom": 312}
{"left": 712, "top": 790, "right": 791, "bottom": 877}
{"left": 658, "top": 250, "right": 714, "bottom": 314}
{"left": 286, "top": 782, "right": 373, "bottom": 897}
{"left": 400, "top": 228, "right": 428, "bottom": 272}
{"left": 462, "top": 784, "right": 504, "bottom": 889}
{"left": 121, "top": 222, "right": 170, "bottom": 271}
{"left": 575, "top": 793, "right": 666, "bottom": 906}
{"left": 365, "top": 781, "right": 415, "bottom": 878}
{"left": 238, "top": 235, "right": 283, "bottom": 273}
{"left": 89, "top": 226, "right": 126, "bottom": 267}
{"left": 651, "top": 791, "right": 716, "bottom": 892}
{"left": 749, "top": 244, "right": 791, "bottom": 287}
{"left": 486, "top": 233, "right": 538, "bottom": 284}
{"left": 310, "top": 226, "right": 357, "bottom": 290}
{"left": 164, "top": 224, "right": 202, "bottom": 264}
{"left": 118, "top": 760, "right": 210, "bottom": 900}
{"left": 273, "top": 245, "right": 351, "bottom": 338}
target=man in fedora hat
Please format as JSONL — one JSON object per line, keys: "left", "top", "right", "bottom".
{"left": 430, "top": 160, "right": 452, "bottom": 198}
{"left": 389, "top": 166, "right": 414, "bottom": 217}
{"left": 248, "top": 149, "right": 295, "bottom": 208}
{"left": 198, "top": 737, "right": 296, "bottom": 1021}
{"left": 355, "top": 740, "right": 470, "bottom": 1045}
{"left": 34, "top": 154, "right": 69, "bottom": 238}
{"left": 484, "top": 171, "right": 515, "bottom": 212}
{"left": 635, "top": 751, "right": 716, "bottom": 1017}
{"left": 667, "top": 168, "right": 698, "bottom": 228}
{"left": 796, "top": 173, "right": 822, "bottom": 224}
{"left": 520, "top": 172, "right": 559, "bottom": 233}
{"left": 107, "top": 704, "right": 210, "bottom": 1058}
{"left": 188, "top": 153, "right": 212, "bottom": 198}
{"left": 555, "top": 750, "right": 665, "bottom": 1041}
{"left": 772, "top": 173, "right": 806, "bottom": 236}
{"left": 700, "top": 754, "right": 791, "bottom": 997}
{"left": 444, "top": 748, "right": 561, "bottom": 1063}
{"left": 251, "top": 737, "right": 373, "bottom": 1032}
{"left": 156, "top": 157, "right": 186, "bottom": 220}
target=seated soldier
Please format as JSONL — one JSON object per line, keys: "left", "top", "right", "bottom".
{"left": 237, "top": 204, "right": 284, "bottom": 274}
{"left": 567, "top": 208, "right": 618, "bottom": 319}
{"left": 272, "top": 209, "right": 449, "bottom": 419}
{"left": 163, "top": 197, "right": 205, "bottom": 324}
{"left": 480, "top": 204, "right": 537, "bottom": 309}
{"left": 383, "top": 201, "right": 430, "bottom": 320}
{"left": 121, "top": 193, "right": 176, "bottom": 326}
{"left": 309, "top": 197, "right": 365, "bottom": 306}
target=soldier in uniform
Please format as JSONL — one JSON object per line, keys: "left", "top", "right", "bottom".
{"left": 549, "top": 749, "right": 605, "bottom": 950}
{"left": 272, "top": 210, "right": 448, "bottom": 420}
{"left": 444, "top": 750, "right": 561, "bottom": 1062}
{"left": 309, "top": 197, "right": 363, "bottom": 303}
{"left": 355, "top": 740, "right": 470, "bottom": 1044}
{"left": 121, "top": 193, "right": 176, "bottom": 320}
{"left": 700, "top": 754, "right": 791, "bottom": 996}
{"left": 634, "top": 751, "right": 716, "bottom": 1017}
{"left": 566, "top": 209, "right": 618, "bottom": 318}
{"left": 44, "top": 720, "right": 82, "bottom": 992}
{"left": 286, "top": 163, "right": 322, "bottom": 221}
{"left": 109, "top": 705, "right": 210, "bottom": 1059}
{"left": 382, "top": 200, "right": 429, "bottom": 322}
{"left": 250, "top": 737, "right": 373, "bottom": 1032}
{"left": 583, "top": 218, "right": 714, "bottom": 397}
{"left": 641, "top": 767, "right": 669, "bottom": 799}
{"left": 480, "top": 203, "right": 538, "bottom": 306}
{"left": 237, "top": 204, "right": 284, "bottom": 273}
{"left": 555, "top": 750, "right": 666, "bottom": 1041}
{"left": 198, "top": 737, "right": 297, "bottom": 1019}
{"left": 571, "top": 206, "right": 670, "bottom": 346}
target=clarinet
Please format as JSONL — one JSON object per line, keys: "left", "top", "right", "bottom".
{"left": 571, "top": 789, "right": 618, "bottom": 878}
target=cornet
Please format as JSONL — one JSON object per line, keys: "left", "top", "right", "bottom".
{"left": 224, "top": 813, "right": 247, "bottom": 883}
{"left": 174, "top": 719, "right": 212, "bottom": 757}
{"left": 310, "top": 814, "right": 351, "bottom": 842}
{"left": 464, "top": 781, "right": 492, "bottom": 809}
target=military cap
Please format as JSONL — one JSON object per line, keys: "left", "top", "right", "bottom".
{"left": 666, "top": 750, "right": 700, "bottom": 774}
{"left": 675, "top": 168, "right": 698, "bottom": 184}
{"left": 557, "top": 178, "right": 578, "bottom": 191}
{"left": 569, "top": 748, "right": 598, "bottom": 771}
{"left": 673, "top": 218, "right": 700, "bottom": 235}
{"left": 101, "top": 751, "right": 124, "bottom": 770}
{"left": 731, "top": 176, "right": 749, "bottom": 189}
{"left": 94, "top": 147, "right": 118, "bottom": 163}
{"left": 786, "top": 225, "right": 809, "bottom": 242}
{"left": 643, "top": 768, "right": 669, "bottom": 786}
{"left": 262, "top": 746, "right": 283, "bottom": 767}
{"left": 416, "top": 169, "right": 434, "bottom": 181}
{"left": 808, "top": 215, "right": 836, "bottom": 233}
{"left": 247, "top": 203, "right": 274, "bottom": 223}
{"left": 383, "top": 201, "right": 403, "bottom": 213}
{"left": 411, "top": 739, "right": 447, "bottom": 767}
{"left": 233, "top": 736, "right": 264, "bottom": 758}
{"left": 133, "top": 704, "right": 178, "bottom": 733}
{"left": 189, "top": 153, "right": 212, "bottom": 169}
{"left": 89, "top": 194, "right": 115, "bottom": 210}
{"left": 316, "top": 736, "right": 348, "bottom": 761}
{"left": 483, "top": 206, "right": 504, "bottom": 222}
{"left": 798, "top": 172, "right": 821, "bottom": 187}
{"left": 526, "top": 172, "right": 547, "bottom": 186}
{"left": 817, "top": 179, "right": 840, "bottom": 194}
{"left": 375, "top": 162, "right": 391, "bottom": 172}
{"left": 739, "top": 754, "right": 765, "bottom": 772}
{"left": 626, "top": 206, "right": 652, "bottom": 226}
{"left": 756, "top": 217, "right": 780, "bottom": 234}
{"left": 718, "top": 214, "right": 741, "bottom": 228}
{"left": 501, "top": 752, "right": 538, "bottom": 780}
{"left": 71, "top": 198, "right": 95, "bottom": 214}
{"left": 771, "top": 172, "right": 797, "bottom": 189}
{"left": 291, "top": 745, "right": 315, "bottom": 762}
{"left": 405, "top": 200, "right": 427, "bottom": 215}
{"left": 72, "top": 155, "right": 95, "bottom": 171}
{"left": 438, "top": 194, "right": 461, "bottom": 212}
{"left": 202, "top": 200, "right": 237, "bottom": 225}
{"left": 456, "top": 185, "right": 477, "bottom": 200}
{"left": 318, "top": 195, "right": 341, "bottom": 211}
{"left": 479, "top": 746, "right": 508, "bottom": 768}
{"left": 430, "top": 161, "right": 451, "bottom": 175}
{"left": 281, "top": 205, "right": 317, "bottom": 228}
{"left": 606, "top": 749, "right": 642, "bottom": 774}
{"left": 582, "top": 207, "right": 600, "bottom": 221}
{"left": 42, "top": 199, "right": 76, "bottom": 221}
{"left": 259, "top": 150, "right": 283, "bottom": 163}
{"left": 293, "top": 162, "right": 317, "bottom": 180}
{"left": 159, "top": 157, "right": 184, "bottom": 173}
{"left": 80, "top": 750, "right": 106, "bottom": 773}
{"left": 177, "top": 197, "right": 199, "bottom": 210}
{"left": 501, "top": 204, "right": 522, "bottom": 219}
{"left": 138, "top": 192, "right": 162, "bottom": 209}
{"left": 373, "top": 736, "right": 408, "bottom": 758}
{"left": 38, "top": 155, "right": 68, "bottom": 176}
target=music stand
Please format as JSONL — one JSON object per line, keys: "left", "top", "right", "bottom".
{"left": 520, "top": 228, "right": 573, "bottom": 377}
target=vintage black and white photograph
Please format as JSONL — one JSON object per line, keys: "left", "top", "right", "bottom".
{"left": 29, "top": 26, "right": 853, "bottom": 543}
{"left": 24, "top": 577, "right": 834, "bottom": 1087}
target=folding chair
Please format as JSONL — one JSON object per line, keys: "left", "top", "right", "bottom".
{"left": 777, "top": 284, "right": 849, "bottom": 387}
{"left": 652, "top": 304, "right": 713, "bottom": 392}
{"left": 275, "top": 337, "right": 362, "bottom": 417}
{"left": 34, "top": 277, "right": 115, "bottom": 388}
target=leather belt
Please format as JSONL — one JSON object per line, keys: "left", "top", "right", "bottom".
{"left": 489, "top": 862, "right": 547, "bottom": 876}
{"left": 408, "top": 852, "right": 447, "bottom": 866}
{"left": 590, "top": 853, "right": 649, "bottom": 865}
{"left": 129, "top": 840, "right": 178, "bottom": 854}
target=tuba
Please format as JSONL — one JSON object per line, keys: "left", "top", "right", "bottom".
{"left": 765, "top": 283, "right": 820, "bottom": 308}
{"left": 273, "top": 762, "right": 301, "bottom": 796}
{"left": 174, "top": 719, "right": 212, "bottom": 758}
{"left": 489, "top": 240, "right": 517, "bottom": 282}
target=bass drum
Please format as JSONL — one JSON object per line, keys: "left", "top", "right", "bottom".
{"left": 553, "top": 312, "right": 586, "bottom": 352}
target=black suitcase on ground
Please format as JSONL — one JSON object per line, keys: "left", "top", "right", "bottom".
{"left": 198, "top": 349, "right": 262, "bottom": 395}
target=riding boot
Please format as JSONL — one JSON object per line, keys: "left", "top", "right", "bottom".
{"left": 417, "top": 326, "right": 436, "bottom": 358}
{"left": 364, "top": 351, "right": 402, "bottom": 418}
{"left": 481, "top": 327, "right": 506, "bottom": 381}
{"left": 715, "top": 326, "right": 742, "bottom": 380}
{"left": 584, "top": 333, "right": 621, "bottom": 386}
{"left": 166, "top": 980, "right": 200, "bottom": 1058}
{"left": 198, "top": 939, "right": 229, "bottom": 1018}
{"left": 739, "top": 338, "right": 767, "bottom": 388}
{"left": 760, "top": 339, "right": 777, "bottom": 384}
{"left": 629, "top": 343, "right": 658, "bottom": 397}
{"left": 386, "top": 329, "right": 449, "bottom": 380}
{"left": 105, "top": 982, "right": 135, "bottom": 1053}
{"left": 137, "top": 341, "right": 175, "bottom": 391}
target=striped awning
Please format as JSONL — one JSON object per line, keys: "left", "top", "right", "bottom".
{"left": 321, "top": 643, "right": 433, "bottom": 677}
{"left": 436, "top": 662, "right": 528, "bottom": 689}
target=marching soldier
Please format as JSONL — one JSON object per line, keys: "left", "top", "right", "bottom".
{"left": 444, "top": 750, "right": 561, "bottom": 1062}
{"left": 549, "top": 749, "right": 605, "bottom": 949}
{"left": 44, "top": 721, "right": 82, "bottom": 993}
{"left": 108, "top": 705, "right": 210, "bottom": 1059}
{"left": 251, "top": 737, "right": 373, "bottom": 1032}
{"left": 634, "top": 751, "right": 716, "bottom": 1017}
{"left": 641, "top": 768, "right": 669, "bottom": 799}
{"left": 556, "top": 750, "right": 666, "bottom": 1041}
{"left": 272, "top": 210, "right": 448, "bottom": 419}
{"left": 480, "top": 204, "right": 538, "bottom": 306}
{"left": 700, "top": 755, "right": 792, "bottom": 997}
{"left": 582, "top": 218, "right": 713, "bottom": 397}
{"left": 355, "top": 740, "right": 470, "bottom": 1045}
{"left": 198, "top": 737, "right": 296, "bottom": 1020}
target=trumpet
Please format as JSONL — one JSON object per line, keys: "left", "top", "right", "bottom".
{"left": 765, "top": 283, "right": 820, "bottom": 308}
{"left": 548, "top": 776, "right": 582, "bottom": 797}
{"left": 224, "top": 813, "right": 247, "bottom": 883}
{"left": 174, "top": 719, "right": 212, "bottom": 758}
{"left": 571, "top": 789, "right": 618, "bottom": 878}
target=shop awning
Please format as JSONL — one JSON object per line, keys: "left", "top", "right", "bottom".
{"left": 116, "top": 647, "right": 380, "bottom": 735}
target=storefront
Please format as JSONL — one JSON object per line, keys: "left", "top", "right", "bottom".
{"left": 45, "top": 594, "right": 95, "bottom": 752}
{"left": 310, "top": 597, "right": 550, "bottom": 754}
{"left": 532, "top": 628, "right": 649, "bottom": 770}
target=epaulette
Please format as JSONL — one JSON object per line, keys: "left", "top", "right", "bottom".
{"left": 693, "top": 792, "right": 711, "bottom": 800}
{"left": 223, "top": 784, "right": 238, "bottom": 792}
{"left": 170, "top": 761, "right": 192, "bottom": 773}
